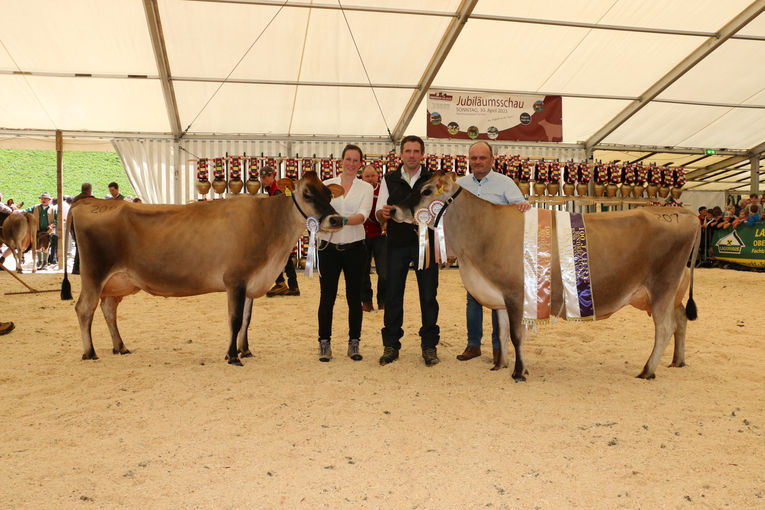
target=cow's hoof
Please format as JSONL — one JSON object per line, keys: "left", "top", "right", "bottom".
{"left": 112, "top": 348, "right": 131, "bottom": 355}
{"left": 82, "top": 352, "right": 99, "bottom": 361}
{"left": 239, "top": 350, "right": 253, "bottom": 358}
{"left": 636, "top": 371, "right": 656, "bottom": 379}
{"left": 227, "top": 357, "right": 243, "bottom": 366}
{"left": 668, "top": 361, "right": 685, "bottom": 368}
{"left": 512, "top": 372, "right": 527, "bottom": 382}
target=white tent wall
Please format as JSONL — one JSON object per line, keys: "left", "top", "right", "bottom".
{"left": 677, "top": 189, "right": 726, "bottom": 216}
{"left": 112, "top": 137, "right": 585, "bottom": 204}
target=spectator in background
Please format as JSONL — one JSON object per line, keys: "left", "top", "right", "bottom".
{"left": 107, "top": 182, "right": 125, "bottom": 200}
{"left": 732, "top": 208, "right": 750, "bottom": 229}
{"left": 706, "top": 206, "right": 724, "bottom": 230}
{"left": 132, "top": 197, "right": 143, "bottom": 204}
{"left": 360, "top": 164, "right": 387, "bottom": 313}
{"left": 24, "top": 192, "right": 56, "bottom": 270}
{"left": 261, "top": 166, "right": 300, "bottom": 297}
{"left": 697, "top": 206, "right": 708, "bottom": 225}
{"left": 744, "top": 204, "right": 761, "bottom": 226}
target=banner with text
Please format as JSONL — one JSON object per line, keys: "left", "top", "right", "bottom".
{"left": 711, "top": 224, "right": 765, "bottom": 268}
{"left": 426, "top": 90, "right": 562, "bottom": 142}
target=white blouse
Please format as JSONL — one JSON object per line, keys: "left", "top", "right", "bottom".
{"left": 322, "top": 176, "right": 374, "bottom": 245}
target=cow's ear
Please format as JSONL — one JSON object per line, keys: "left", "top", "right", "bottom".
{"left": 327, "top": 184, "right": 344, "bottom": 198}
{"left": 445, "top": 171, "right": 457, "bottom": 183}
{"left": 277, "top": 178, "right": 296, "bottom": 193}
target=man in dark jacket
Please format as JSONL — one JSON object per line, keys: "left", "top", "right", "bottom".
{"left": 375, "top": 135, "right": 440, "bottom": 366}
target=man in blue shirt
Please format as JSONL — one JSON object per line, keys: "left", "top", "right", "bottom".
{"left": 455, "top": 141, "right": 531, "bottom": 369}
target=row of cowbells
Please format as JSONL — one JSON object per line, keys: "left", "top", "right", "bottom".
{"left": 196, "top": 178, "right": 261, "bottom": 196}
{"left": 521, "top": 181, "right": 684, "bottom": 199}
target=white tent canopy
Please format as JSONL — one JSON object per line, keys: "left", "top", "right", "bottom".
{"left": 2, "top": 0, "right": 765, "bottom": 201}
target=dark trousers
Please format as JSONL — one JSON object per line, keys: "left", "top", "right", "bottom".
{"left": 48, "top": 232, "right": 58, "bottom": 263}
{"left": 382, "top": 244, "right": 439, "bottom": 351}
{"left": 275, "top": 256, "right": 298, "bottom": 289}
{"left": 317, "top": 242, "right": 366, "bottom": 341}
{"left": 361, "top": 235, "right": 387, "bottom": 306}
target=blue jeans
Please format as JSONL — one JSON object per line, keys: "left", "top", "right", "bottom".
{"left": 466, "top": 292, "right": 499, "bottom": 351}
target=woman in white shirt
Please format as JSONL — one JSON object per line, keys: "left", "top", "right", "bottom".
{"left": 317, "top": 145, "right": 374, "bottom": 362}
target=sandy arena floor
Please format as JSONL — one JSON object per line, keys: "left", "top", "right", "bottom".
{"left": 0, "top": 266, "right": 763, "bottom": 509}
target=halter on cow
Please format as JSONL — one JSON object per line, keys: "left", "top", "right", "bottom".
{"left": 390, "top": 171, "right": 700, "bottom": 380}
{"left": 61, "top": 171, "right": 344, "bottom": 366}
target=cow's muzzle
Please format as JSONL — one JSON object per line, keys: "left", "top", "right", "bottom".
{"left": 389, "top": 205, "right": 413, "bottom": 224}
{"left": 323, "top": 214, "right": 345, "bottom": 231}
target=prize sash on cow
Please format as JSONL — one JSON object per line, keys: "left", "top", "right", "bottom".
{"left": 523, "top": 210, "right": 595, "bottom": 325}
{"left": 554, "top": 211, "right": 595, "bottom": 321}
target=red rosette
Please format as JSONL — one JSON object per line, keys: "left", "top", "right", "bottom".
{"left": 594, "top": 163, "right": 608, "bottom": 185}
{"left": 320, "top": 158, "right": 334, "bottom": 180}
{"left": 455, "top": 154, "right": 468, "bottom": 176}
{"left": 519, "top": 159, "right": 531, "bottom": 182}
{"left": 229, "top": 156, "right": 242, "bottom": 179}
{"left": 674, "top": 167, "right": 686, "bottom": 187}
{"left": 549, "top": 161, "right": 561, "bottom": 183}
{"left": 426, "top": 154, "right": 439, "bottom": 172}
{"left": 661, "top": 166, "right": 674, "bottom": 187}
{"left": 213, "top": 157, "right": 225, "bottom": 180}
{"left": 621, "top": 163, "right": 635, "bottom": 185}
{"left": 534, "top": 161, "right": 548, "bottom": 183}
{"left": 578, "top": 162, "right": 592, "bottom": 184}
{"left": 196, "top": 158, "right": 209, "bottom": 182}
{"left": 301, "top": 158, "right": 314, "bottom": 174}
{"left": 441, "top": 155, "right": 453, "bottom": 173}
{"left": 285, "top": 158, "right": 298, "bottom": 180}
{"left": 608, "top": 163, "right": 621, "bottom": 184}
{"left": 634, "top": 163, "right": 647, "bottom": 185}
{"left": 648, "top": 164, "right": 662, "bottom": 185}
{"left": 247, "top": 157, "right": 259, "bottom": 180}
{"left": 563, "top": 162, "right": 577, "bottom": 184}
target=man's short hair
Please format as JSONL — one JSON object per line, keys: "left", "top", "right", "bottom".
{"left": 81, "top": 182, "right": 92, "bottom": 193}
{"left": 259, "top": 166, "right": 275, "bottom": 178}
{"left": 400, "top": 135, "right": 424, "bottom": 153}
{"left": 108, "top": 182, "right": 119, "bottom": 190}
{"left": 469, "top": 141, "right": 493, "bottom": 158}
{"left": 698, "top": 206, "right": 707, "bottom": 213}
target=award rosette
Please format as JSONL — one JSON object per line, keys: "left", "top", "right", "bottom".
{"left": 304, "top": 216, "right": 321, "bottom": 277}
{"left": 429, "top": 200, "right": 448, "bottom": 264}
{"left": 414, "top": 208, "right": 431, "bottom": 270}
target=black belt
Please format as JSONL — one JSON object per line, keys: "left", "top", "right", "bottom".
{"left": 320, "top": 240, "right": 364, "bottom": 251}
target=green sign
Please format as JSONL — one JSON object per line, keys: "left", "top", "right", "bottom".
{"left": 711, "top": 224, "right": 765, "bottom": 267}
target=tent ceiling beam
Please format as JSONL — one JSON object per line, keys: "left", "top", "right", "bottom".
{"left": 142, "top": 0, "right": 182, "bottom": 138}
{"left": 469, "top": 13, "right": 765, "bottom": 41}
{"left": 392, "top": 0, "right": 477, "bottom": 142}
{"left": 186, "top": 0, "right": 455, "bottom": 18}
{"left": 686, "top": 156, "right": 750, "bottom": 179}
{"left": 584, "top": 0, "right": 765, "bottom": 153}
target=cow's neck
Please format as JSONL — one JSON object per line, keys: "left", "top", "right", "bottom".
{"left": 442, "top": 190, "right": 485, "bottom": 257}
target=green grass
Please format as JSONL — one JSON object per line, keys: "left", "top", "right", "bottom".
{"left": 0, "top": 149, "right": 135, "bottom": 208}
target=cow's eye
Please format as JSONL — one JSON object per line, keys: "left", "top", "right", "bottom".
{"left": 303, "top": 191, "right": 311, "bottom": 200}
{"left": 421, "top": 188, "right": 432, "bottom": 196}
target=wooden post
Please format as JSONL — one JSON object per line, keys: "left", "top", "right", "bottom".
{"left": 56, "top": 130, "right": 63, "bottom": 270}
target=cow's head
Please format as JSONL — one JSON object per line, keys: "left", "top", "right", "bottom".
{"left": 280, "top": 171, "right": 345, "bottom": 231}
{"left": 390, "top": 171, "right": 459, "bottom": 227}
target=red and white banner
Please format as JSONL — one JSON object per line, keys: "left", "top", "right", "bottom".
{"left": 426, "top": 90, "right": 562, "bottom": 142}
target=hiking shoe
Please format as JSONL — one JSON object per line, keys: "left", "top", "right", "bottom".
{"left": 0, "top": 321, "right": 14, "bottom": 336}
{"left": 318, "top": 339, "right": 332, "bottom": 362}
{"left": 284, "top": 287, "right": 301, "bottom": 296}
{"left": 379, "top": 346, "right": 399, "bottom": 365}
{"left": 422, "top": 347, "right": 440, "bottom": 366}
{"left": 347, "top": 339, "right": 362, "bottom": 361}
{"left": 266, "top": 282, "right": 289, "bottom": 297}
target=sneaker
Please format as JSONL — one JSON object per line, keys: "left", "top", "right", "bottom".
{"left": 379, "top": 346, "right": 399, "bottom": 365}
{"left": 347, "top": 339, "right": 362, "bottom": 361}
{"left": 319, "top": 339, "right": 332, "bottom": 362}
{"left": 266, "top": 282, "right": 289, "bottom": 297}
{"left": 284, "top": 287, "right": 301, "bottom": 296}
{"left": 422, "top": 347, "right": 440, "bottom": 366}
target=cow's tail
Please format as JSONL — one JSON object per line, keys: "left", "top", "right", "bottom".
{"left": 60, "top": 207, "right": 73, "bottom": 300}
{"left": 685, "top": 224, "right": 701, "bottom": 321}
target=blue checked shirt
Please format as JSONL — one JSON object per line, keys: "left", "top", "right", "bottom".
{"left": 456, "top": 170, "right": 528, "bottom": 206}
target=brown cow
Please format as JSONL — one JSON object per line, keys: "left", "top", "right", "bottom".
{"left": 1, "top": 212, "right": 37, "bottom": 273}
{"left": 61, "top": 171, "right": 344, "bottom": 365}
{"left": 390, "top": 172, "right": 700, "bottom": 380}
